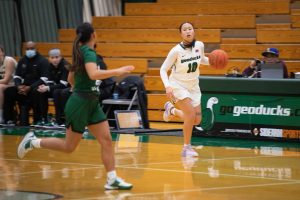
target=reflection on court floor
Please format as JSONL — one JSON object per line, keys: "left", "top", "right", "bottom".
{"left": 1, "top": 127, "right": 300, "bottom": 199}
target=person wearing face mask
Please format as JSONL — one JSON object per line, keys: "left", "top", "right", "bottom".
{"left": 31, "top": 48, "right": 70, "bottom": 126}
{"left": 160, "top": 22, "right": 209, "bottom": 157}
{"left": 3, "top": 41, "right": 50, "bottom": 126}
{"left": 0, "top": 45, "right": 17, "bottom": 123}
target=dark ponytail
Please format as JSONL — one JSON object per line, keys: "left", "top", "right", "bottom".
{"left": 70, "top": 23, "right": 95, "bottom": 72}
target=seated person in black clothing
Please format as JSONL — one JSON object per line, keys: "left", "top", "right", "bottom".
{"left": 3, "top": 41, "right": 50, "bottom": 126}
{"left": 242, "top": 59, "right": 260, "bottom": 78}
{"left": 53, "top": 87, "right": 72, "bottom": 125}
{"left": 32, "top": 48, "right": 70, "bottom": 125}
{"left": 243, "top": 48, "right": 289, "bottom": 78}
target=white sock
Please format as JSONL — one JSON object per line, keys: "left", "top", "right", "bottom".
{"left": 31, "top": 139, "right": 41, "bottom": 148}
{"left": 107, "top": 170, "right": 117, "bottom": 181}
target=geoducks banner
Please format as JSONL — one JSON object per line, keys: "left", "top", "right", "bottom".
{"left": 194, "top": 94, "right": 300, "bottom": 141}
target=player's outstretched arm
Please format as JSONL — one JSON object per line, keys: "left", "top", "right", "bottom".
{"left": 85, "top": 62, "right": 134, "bottom": 80}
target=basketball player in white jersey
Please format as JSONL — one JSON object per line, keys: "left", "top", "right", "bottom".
{"left": 160, "top": 22, "right": 209, "bottom": 157}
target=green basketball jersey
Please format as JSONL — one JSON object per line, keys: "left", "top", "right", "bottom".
{"left": 73, "top": 45, "right": 99, "bottom": 94}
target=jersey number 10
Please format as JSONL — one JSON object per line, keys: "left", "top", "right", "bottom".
{"left": 187, "top": 62, "right": 197, "bottom": 73}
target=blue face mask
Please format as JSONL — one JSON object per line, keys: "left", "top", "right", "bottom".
{"left": 26, "top": 50, "right": 36, "bottom": 58}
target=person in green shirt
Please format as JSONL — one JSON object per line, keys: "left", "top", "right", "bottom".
{"left": 17, "top": 22, "right": 134, "bottom": 190}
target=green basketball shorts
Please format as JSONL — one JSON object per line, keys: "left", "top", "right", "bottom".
{"left": 64, "top": 92, "right": 107, "bottom": 133}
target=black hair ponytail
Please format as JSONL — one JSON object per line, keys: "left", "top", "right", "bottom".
{"left": 71, "top": 33, "right": 83, "bottom": 72}
{"left": 71, "top": 23, "right": 95, "bottom": 72}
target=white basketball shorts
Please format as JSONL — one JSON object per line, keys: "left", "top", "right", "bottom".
{"left": 169, "top": 78, "right": 201, "bottom": 107}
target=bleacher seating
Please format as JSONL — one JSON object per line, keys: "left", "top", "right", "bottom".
{"left": 92, "top": 15, "right": 256, "bottom": 29}
{"left": 59, "top": 29, "right": 221, "bottom": 43}
{"left": 29, "top": 0, "right": 300, "bottom": 123}
{"left": 63, "top": 56, "right": 148, "bottom": 74}
{"left": 125, "top": 1, "right": 290, "bottom": 15}
{"left": 256, "top": 29, "right": 300, "bottom": 43}
{"left": 220, "top": 44, "right": 300, "bottom": 60}
{"left": 291, "top": 9, "right": 300, "bottom": 28}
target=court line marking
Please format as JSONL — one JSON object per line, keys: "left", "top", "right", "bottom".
{"left": 74, "top": 181, "right": 300, "bottom": 200}
{"left": 2, "top": 158, "right": 103, "bottom": 167}
{"left": 118, "top": 165, "right": 300, "bottom": 182}
{"left": 1, "top": 158, "right": 299, "bottom": 183}
{"left": 1, "top": 154, "right": 279, "bottom": 168}
{"left": 0, "top": 154, "right": 289, "bottom": 180}
{"left": 0, "top": 155, "right": 280, "bottom": 178}
{"left": 2, "top": 156, "right": 300, "bottom": 198}
{"left": 0, "top": 166, "right": 102, "bottom": 177}
{"left": 121, "top": 154, "right": 282, "bottom": 166}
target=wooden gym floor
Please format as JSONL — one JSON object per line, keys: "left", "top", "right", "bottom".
{"left": 1, "top": 126, "right": 300, "bottom": 200}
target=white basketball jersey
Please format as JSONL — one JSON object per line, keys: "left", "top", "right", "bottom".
{"left": 160, "top": 41, "right": 209, "bottom": 89}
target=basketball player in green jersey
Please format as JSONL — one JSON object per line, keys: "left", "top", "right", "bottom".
{"left": 160, "top": 22, "right": 209, "bottom": 157}
{"left": 17, "top": 22, "right": 134, "bottom": 190}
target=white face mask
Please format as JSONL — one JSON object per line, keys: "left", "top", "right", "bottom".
{"left": 26, "top": 50, "right": 36, "bottom": 58}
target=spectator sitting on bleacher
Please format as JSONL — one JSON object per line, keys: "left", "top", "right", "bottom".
{"left": 261, "top": 47, "right": 288, "bottom": 78}
{"left": 3, "top": 41, "right": 50, "bottom": 126}
{"left": 242, "top": 59, "right": 260, "bottom": 78}
{"left": 32, "top": 48, "right": 70, "bottom": 126}
{"left": 0, "top": 44, "right": 17, "bottom": 123}
{"left": 242, "top": 48, "right": 288, "bottom": 78}
{"left": 53, "top": 87, "right": 72, "bottom": 126}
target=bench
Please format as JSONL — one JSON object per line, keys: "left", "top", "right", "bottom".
{"left": 220, "top": 44, "right": 300, "bottom": 59}
{"left": 221, "top": 38, "right": 256, "bottom": 44}
{"left": 32, "top": 42, "right": 174, "bottom": 58}
{"left": 256, "top": 23, "right": 291, "bottom": 29}
{"left": 59, "top": 28, "right": 221, "bottom": 43}
{"left": 256, "top": 29, "right": 300, "bottom": 43}
{"left": 291, "top": 10, "right": 300, "bottom": 28}
{"left": 31, "top": 42, "right": 300, "bottom": 61}
{"left": 125, "top": 1, "right": 290, "bottom": 15}
{"left": 92, "top": 15, "right": 256, "bottom": 29}
{"left": 63, "top": 57, "right": 148, "bottom": 75}
{"left": 144, "top": 76, "right": 165, "bottom": 92}
{"left": 92, "top": 16, "right": 198, "bottom": 29}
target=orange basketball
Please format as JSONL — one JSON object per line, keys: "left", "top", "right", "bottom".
{"left": 208, "top": 49, "right": 228, "bottom": 69}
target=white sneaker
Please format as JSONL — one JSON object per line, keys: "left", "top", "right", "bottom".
{"left": 163, "top": 101, "right": 174, "bottom": 122}
{"left": 17, "top": 131, "right": 37, "bottom": 159}
{"left": 104, "top": 177, "right": 133, "bottom": 190}
{"left": 181, "top": 145, "right": 199, "bottom": 157}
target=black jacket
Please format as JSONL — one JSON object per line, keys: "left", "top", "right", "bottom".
{"left": 14, "top": 52, "right": 50, "bottom": 90}
{"left": 48, "top": 58, "right": 70, "bottom": 91}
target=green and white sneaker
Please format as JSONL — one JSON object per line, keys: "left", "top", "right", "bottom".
{"left": 104, "top": 177, "right": 133, "bottom": 190}
{"left": 17, "top": 131, "right": 37, "bottom": 159}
